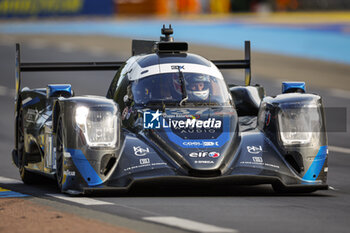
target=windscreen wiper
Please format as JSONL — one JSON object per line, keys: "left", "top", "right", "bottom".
{"left": 178, "top": 68, "right": 188, "bottom": 106}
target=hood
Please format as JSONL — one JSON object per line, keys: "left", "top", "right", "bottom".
{"left": 144, "top": 107, "right": 239, "bottom": 174}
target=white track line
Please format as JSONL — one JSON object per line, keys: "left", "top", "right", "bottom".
{"left": 0, "top": 85, "right": 17, "bottom": 98}
{"left": 329, "top": 146, "right": 350, "bottom": 155}
{"left": 0, "top": 85, "right": 8, "bottom": 96}
{"left": 143, "top": 216, "right": 238, "bottom": 233}
{"left": 47, "top": 194, "right": 114, "bottom": 206}
{"left": 0, "top": 176, "right": 23, "bottom": 184}
{"left": 0, "top": 176, "right": 112, "bottom": 206}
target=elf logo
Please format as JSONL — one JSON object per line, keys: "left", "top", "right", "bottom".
{"left": 189, "top": 152, "right": 220, "bottom": 158}
{"left": 208, "top": 152, "right": 220, "bottom": 158}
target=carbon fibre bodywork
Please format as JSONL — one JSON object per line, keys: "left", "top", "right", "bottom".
{"left": 12, "top": 28, "right": 329, "bottom": 194}
{"left": 13, "top": 90, "right": 328, "bottom": 194}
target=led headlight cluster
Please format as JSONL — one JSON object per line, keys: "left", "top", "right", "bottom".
{"left": 278, "top": 104, "right": 321, "bottom": 146}
{"left": 75, "top": 106, "right": 118, "bottom": 147}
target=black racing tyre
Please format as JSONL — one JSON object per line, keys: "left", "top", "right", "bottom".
{"left": 17, "top": 108, "right": 41, "bottom": 184}
{"left": 55, "top": 117, "right": 64, "bottom": 192}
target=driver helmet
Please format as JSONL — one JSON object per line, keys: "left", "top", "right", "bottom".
{"left": 187, "top": 74, "right": 210, "bottom": 100}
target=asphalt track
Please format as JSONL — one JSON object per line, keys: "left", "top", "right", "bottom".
{"left": 0, "top": 35, "right": 350, "bottom": 233}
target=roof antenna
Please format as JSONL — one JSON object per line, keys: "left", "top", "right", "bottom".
{"left": 160, "top": 24, "right": 174, "bottom": 42}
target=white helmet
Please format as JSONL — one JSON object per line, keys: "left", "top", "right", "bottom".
{"left": 187, "top": 75, "right": 210, "bottom": 101}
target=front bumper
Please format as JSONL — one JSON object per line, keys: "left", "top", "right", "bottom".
{"left": 77, "top": 174, "right": 328, "bottom": 195}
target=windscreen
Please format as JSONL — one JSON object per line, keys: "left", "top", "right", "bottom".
{"left": 131, "top": 73, "right": 231, "bottom": 106}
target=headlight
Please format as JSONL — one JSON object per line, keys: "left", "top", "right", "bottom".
{"left": 75, "top": 106, "right": 118, "bottom": 147}
{"left": 278, "top": 104, "right": 321, "bottom": 146}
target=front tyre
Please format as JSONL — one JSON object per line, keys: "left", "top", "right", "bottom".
{"left": 17, "top": 108, "right": 41, "bottom": 184}
{"left": 56, "top": 117, "right": 64, "bottom": 192}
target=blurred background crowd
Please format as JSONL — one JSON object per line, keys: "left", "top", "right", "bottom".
{"left": 0, "top": 0, "right": 349, "bottom": 18}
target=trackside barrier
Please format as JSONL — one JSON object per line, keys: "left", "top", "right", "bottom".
{"left": 0, "top": 0, "right": 114, "bottom": 18}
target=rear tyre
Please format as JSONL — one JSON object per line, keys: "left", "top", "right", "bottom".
{"left": 17, "top": 108, "right": 41, "bottom": 184}
{"left": 55, "top": 117, "right": 64, "bottom": 192}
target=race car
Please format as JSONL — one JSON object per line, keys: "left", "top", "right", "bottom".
{"left": 12, "top": 25, "right": 328, "bottom": 194}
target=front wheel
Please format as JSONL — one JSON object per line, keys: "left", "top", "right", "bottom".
{"left": 56, "top": 117, "right": 64, "bottom": 192}
{"left": 17, "top": 108, "right": 41, "bottom": 184}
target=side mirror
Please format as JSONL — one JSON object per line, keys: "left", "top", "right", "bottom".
{"left": 282, "top": 82, "right": 306, "bottom": 94}
{"left": 229, "top": 85, "right": 265, "bottom": 116}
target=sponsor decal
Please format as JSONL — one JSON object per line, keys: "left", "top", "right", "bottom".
{"left": 185, "top": 114, "right": 200, "bottom": 119}
{"left": 183, "top": 141, "right": 201, "bottom": 146}
{"left": 203, "top": 141, "right": 219, "bottom": 146}
{"left": 133, "top": 146, "right": 150, "bottom": 156}
{"left": 209, "top": 152, "right": 220, "bottom": 158}
{"left": 143, "top": 110, "right": 222, "bottom": 129}
{"left": 179, "top": 128, "right": 217, "bottom": 134}
{"left": 189, "top": 152, "right": 220, "bottom": 158}
{"left": 247, "top": 146, "right": 263, "bottom": 154}
{"left": 171, "top": 65, "right": 185, "bottom": 70}
{"left": 240, "top": 160, "right": 280, "bottom": 169}
{"left": 64, "top": 170, "right": 76, "bottom": 176}
{"left": 140, "top": 158, "right": 150, "bottom": 165}
{"left": 123, "top": 162, "right": 167, "bottom": 172}
{"left": 182, "top": 141, "right": 220, "bottom": 147}
{"left": 252, "top": 156, "right": 263, "bottom": 163}
{"left": 63, "top": 151, "right": 71, "bottom": 158}
{"left": 194, "top": 160, "right": 214, "bottom": 164}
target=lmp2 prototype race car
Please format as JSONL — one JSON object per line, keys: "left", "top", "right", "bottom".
{"left": 12, "top": 25, "right": 328, "bottom": 194}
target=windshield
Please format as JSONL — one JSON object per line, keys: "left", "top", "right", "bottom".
{"left": 131, "top": 73, "right": 231, "bottom": 106}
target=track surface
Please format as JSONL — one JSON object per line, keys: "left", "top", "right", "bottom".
{"left": 0, "top": 39, "right": 350, "bottom": 233}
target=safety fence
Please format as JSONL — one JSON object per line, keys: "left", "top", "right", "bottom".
{"left": 1, "top": 0, "right": 349, "bottom": 18}
{"left": 0, "top": 0, "right": 114, "bottom": 18}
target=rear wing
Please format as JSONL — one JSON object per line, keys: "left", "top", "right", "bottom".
{"left": 15, "top": 43, "right": 124, "bottom": 100}
{"left": 212, "top": 40, "right": 251, "bottom": 86}
{"left": 15, "top": 41, "right": 251, "bottom": 100}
